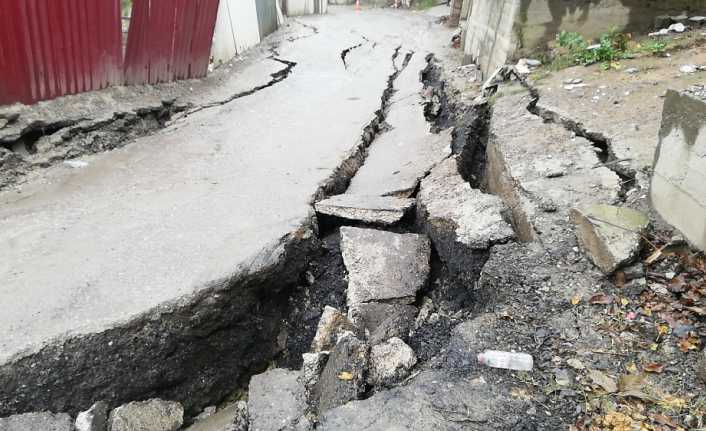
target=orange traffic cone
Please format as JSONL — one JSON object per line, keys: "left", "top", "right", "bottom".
{"left": 355, "top": 0, "right": 360, "bottom": 11}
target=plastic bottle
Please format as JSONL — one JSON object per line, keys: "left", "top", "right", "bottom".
{"left": 477, "top": 350, "right": 533, "bottom": 371}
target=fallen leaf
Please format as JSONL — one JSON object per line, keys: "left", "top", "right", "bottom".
{"left": 652, "top": 413, "right": 679, "bottom": 427}
{"left": 618, "top": 373, "right": 647, "bottom": 392}
{"left": 657, "top": 324, "right": 670, "bottom": 336}
{"left": 571, "top": 295, "right": 581, "bottom": 306}
{"left": 678, "top": 336, "right": 700, "bottom": 352}
{"left": 589, "top": 293, "right": 613, "bottom": 305}
{"left": 338, "top": 371, "right": 354, "bottom": 381}
{"left": 659, "top": 394, "right": 687, "bottom": 411}
{"left": 625, "top": 363, "right": 638, "bottom": 374}
{"left": 620, "top": 297, "right": 630, "bottom": 307}
{"left": 643, "top": 363, "right": 664, "bottom": 373}
{"left": 668, "top": 275, "right": 688, "bottom": 293}
{"left": 588, "top": 369, "right": 617, "bottom": 393}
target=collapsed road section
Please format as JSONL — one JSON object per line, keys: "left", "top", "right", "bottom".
{"left": 0, "top": 9, "right": 456, "bottom": 422}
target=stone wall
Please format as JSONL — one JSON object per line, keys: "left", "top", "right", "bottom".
{"left": 650, "top": 89, "right": 706, "bottom": 252}
{"left": 464, "top": 0, "right": 706, "bottom": 77}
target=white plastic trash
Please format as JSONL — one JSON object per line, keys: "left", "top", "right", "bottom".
{"left": 477, "top": 350, "right": 534, "bottom": 371}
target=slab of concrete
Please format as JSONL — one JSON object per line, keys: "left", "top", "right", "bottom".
{"left": 340, "top": 227, "right": 430, "bottom": 307}
{"left": 0, "top": 412, "right": 74, "bottom": 431}
{"left": 319, "top": 370, "right": 522, "bottom": 430}
{"left": 248, "top": 369, "right": 306, "bottom": 431}
{"left": 486, "top": 86, "right": 621, "bottom": 244}
{"left": 0, "top": 6, "right": 455, "bottom": 417}
{"left": 417, "top": 156, "right": 514, "bottom": 278}
{"left": 346, "top": 52, "right": 452, "bottom": 198}
{"left": 185, "top": 402, "right": 248, "bottom": 431}
{"left": 651, "top": 89, "right": 706, "bottom": 252}
{"left": 314, "top": 194, "right": 415, "bottom": 226}
{"left": 571, "top": 204, "right": 649, "bottom": 273}
{"left": 108, "top": 399, "right": 183, "bottom": 431}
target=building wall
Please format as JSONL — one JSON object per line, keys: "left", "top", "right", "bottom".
{"left": 212, "top": 0, "right": 261, "bottom": 66}
{"left": 285, "top": 0, "right": 327, "bottom": 16}
{"left": 464, "top": 0, "right": 706, "bottom": 77}
{"left": 651, "top": 90, "right": 706, "bottom": 252}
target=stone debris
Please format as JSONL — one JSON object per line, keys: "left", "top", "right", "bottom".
{"left": 349, "top": 302, "right": 417, "bottom": 345}
{"left": 680, "top": 64, "right": 698, "bottom": 74}
{"left": 417, "top": 157, "right": 514, "bottom": 279}
{"left": 571, "top": 204, "right": 649, "bottom": 273}
{"left": 108, "top": 399, "right": 184, "bottom": 431}
{"left": 75, "top": 401, "right": 109, "bottom": 431}
{"left": 368, "top": 337, "right": 417, "bottom": 387}
{"left": 311, "top": 306, "right": 356, "bottom": 353}
{"left": 0, "top": 412, "right": 74, "bottom": 431}
{"left": 514, "top": 58, "right": 541, "bottom": 75}
{"left": 320, "top": 371, "right": 522, "bottom": 430}
{"left": 314, "top": 194, "right": 415, "bottom": 226}
{"left": 248, "top": 368, "right": 307, "bottom": 431}
{"left": 312, "top": 333, "right": 369, "bottom": 413}
{"left": 302, "top": 351, "right": 329, "bottom": 394}
{"left": 185, "top": 401, "right": 248, "bottom": 431}
{"left": 340, "top": 227, "right": 430, "bottom": 307}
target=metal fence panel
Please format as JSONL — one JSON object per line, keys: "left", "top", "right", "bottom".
{"left": 123, "top": 0, "right": 219, "bottom": 85}
{"left": 0, "top": 0, "right": 123, "bottom": 105}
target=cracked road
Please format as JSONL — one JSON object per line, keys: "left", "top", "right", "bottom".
{"left": 0, "top": 7, "right": 453, "bottom": 383}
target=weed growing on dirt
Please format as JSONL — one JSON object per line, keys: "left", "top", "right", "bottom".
{"left": 555, "top": 28, "right": 631, "bottom": 69}
{"left": 414, "top": 0, "right": 438, "bottom": 10}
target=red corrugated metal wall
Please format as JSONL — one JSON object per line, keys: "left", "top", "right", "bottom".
{"left": 124, "top": 0, "right": 220, "bottom": 85}
{"left": 0, "top": 0, "right": 123, "bottom": 105}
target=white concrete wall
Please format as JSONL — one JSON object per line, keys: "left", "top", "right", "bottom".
{"left": 463, "top": 0, "right": 520, "bottom": 77}
{"left": 651, "top": 90, "right": 706, "bottom": 252}
{"left": 212, "top": 0, "right": 262, "bottom": 66}
{"left": 286, "top": 0, "right": 327, "bottom": 16}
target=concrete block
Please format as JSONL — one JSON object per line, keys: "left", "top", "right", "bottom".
{"left": 248, "top": 369, "right": 307, "bottom": 431}
{"left": 108, "top": 399, "right": 184, "bottom": 431}
{"left": 0, "top": 412, "right": 73, "bottom": 431}
{"left": 340, "top": 227, "right": 430, "bottom": 307}
{"left": 315, "top": 194, "right": 415, "bottom": 226}
{"left": 571, "top": 205, "right": 649, "bottom": 273}
{"left": 651, "top": 89, "right": 706, "bottom": 252}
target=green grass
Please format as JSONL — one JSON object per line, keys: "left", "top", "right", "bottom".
{"left": 414, "top": 0, "right": 439, "bottom": 10}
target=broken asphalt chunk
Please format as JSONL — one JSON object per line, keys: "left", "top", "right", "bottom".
{"left": 313, "top": 333, "right": 369, "bottom": 414}
{"left": 108, "top": 399, "right": 184, "bottom": 431}
{"left": 340, "top": 227, "right": 430, "bottom": 307}
{"left": 571, "top": 204, "right": 649, "bottom": 273}
{"left": 417, "top": 157, "right": 514, "bottom": 279}
{"left": 248, "top": 369, "right": 307, "bottom": 431}
{"left": 0, "top": 412, "right": 74, "bottom": 431}
{"left": 315, "top": 194, "right": 415, "bottom": 226}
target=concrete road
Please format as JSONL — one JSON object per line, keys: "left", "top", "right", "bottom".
{"left": 0, "top": 6, "right": 453, "bottom": 414}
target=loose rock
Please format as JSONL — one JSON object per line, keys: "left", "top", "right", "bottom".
{"left": 76, "top": 401, "right": 109, "bottom": 431}
{"left": 248, "top": 369, "right": 307, "bottom": 431}
{"left": 348, "top": 302, "right": 417, "bottom": 342}
{"left": 340, "top": 227, "right": 430, "bottom": 307}
{"left": 417, "top": 157, "right": 514, "bottom": 279}
{"left": 108, "top": 399, "right": 183, "bottom": 431}
{"left": 315, "top": 194, "right": 415, "bottom": 226}
{"left": 571, "top": 204, "right": 649, "bottom": 273}
{"left": 0, "top": 412, "right": 74, "bottom": 431}
{"left": 313, "top": 333, "right": 369, "bottom": 413}
{"left": 311, "top": 306, "right": 356, "bottom": 353}
{"left": 186, "top": 402, "right": 248, "bottom": 431}
{"left": 302, "top": 351, "right": 329, "bottom": 394}
{"left": 368, "top": 337, "right": 417, "bottom": 387}
{"left": 320, "top": 371, "right": 522, "bottom": 430}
